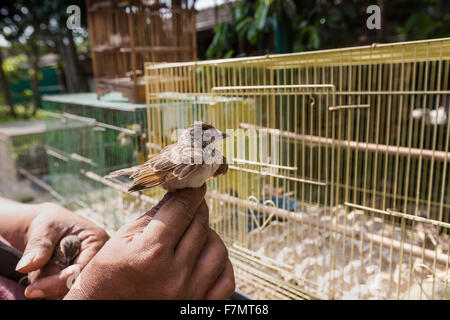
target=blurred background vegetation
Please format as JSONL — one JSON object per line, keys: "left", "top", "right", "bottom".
{"left": 0, "top": 0, "right": 90, "bottom": 121}
{"left": 0, "top": 0, "right": 449, "bottom": 121}
{"left": 206, "top": 0, "right": 450, "bottom": 58}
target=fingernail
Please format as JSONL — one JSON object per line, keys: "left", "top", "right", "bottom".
{"left": 25, "top": 288, "right": 45, "bottom": 299}
{"left": 15, "top": 251, "right": 37, "bottom": 271}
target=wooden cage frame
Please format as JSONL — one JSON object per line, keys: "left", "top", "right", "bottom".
{"left": 86, "top": 0, "right": 197, "bottom": 103}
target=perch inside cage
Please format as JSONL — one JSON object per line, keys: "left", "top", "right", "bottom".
{"left": 144, "top": 38, "right": 450, "bottom": 300}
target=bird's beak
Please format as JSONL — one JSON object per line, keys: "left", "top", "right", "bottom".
{"left": 66, "top": 257, "right": 72, "bottom": 266}
{"left": 221, "top": 132, "right": 230, "bottom": 139}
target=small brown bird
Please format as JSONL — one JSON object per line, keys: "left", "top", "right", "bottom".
{"left": 107, "top": 122, "right": 229, "bottom": 192}
{"left": 53, "top": 235, "right": 82, "bottom": 268}
{"left": 18, "top": 235, "right": 81, "bottom": 287}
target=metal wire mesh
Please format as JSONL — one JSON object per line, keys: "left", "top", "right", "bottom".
{"left": 0, "top": 120, "right": 50, "bottom": 199}
{"left": 145, "top": 38, "right": 450, "bottom": 299}
{"left": 41, "top": 93, "right": 153, "bottom": 229}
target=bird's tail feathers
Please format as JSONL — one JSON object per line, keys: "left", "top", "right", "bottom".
{"left": 105, "top": 166, "right": 139, "bottom": 179}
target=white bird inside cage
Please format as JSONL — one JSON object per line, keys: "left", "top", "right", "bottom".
{"left": 412, "top": 106, "right": 448, "bottom": 125}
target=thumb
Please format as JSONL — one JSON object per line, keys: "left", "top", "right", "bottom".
{"left": 16, "top": 223, "right": 63, "bottom": 273}
{"left": 118, "top": 192, "right": 172, "bottom": 236}
{"left": 24, "top": 264, "right": 81, "bottom": 300}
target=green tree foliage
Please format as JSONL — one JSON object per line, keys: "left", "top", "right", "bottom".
{"left": 0, "top": 0, "right": 57, "bottom": 114}
{"left": 207, "top": 0, "right": 450, "bottom": 59}
{"left": 0, "top": 49, "right": 16, "bottom": 116}
{"left": 0, "top": 0, "right": 89, "bottom": 118}
{"left": 207, "top": 0, "right": 299, "bottom": 58}
{"left": 396, "top": 0, "right": 450, "bottom": 39}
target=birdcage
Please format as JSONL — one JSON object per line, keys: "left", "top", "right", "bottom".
{"left": 41, "top": 93, "right": 156, "bottom": 230}
{"left": 87, "top": 0, "right": 197, "bottom": 103}
{"left": 0, "top": 120, "right": 51, "bottom": 202}
{"left": 144, "top": 38, "right": 450, "bottom": 299}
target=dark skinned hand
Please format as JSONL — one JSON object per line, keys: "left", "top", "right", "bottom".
{"left": 15, "top": 202, "right": 109, "bottom": 300}
{"left": 64, "top": 185, "right": 235, "bottom": 300}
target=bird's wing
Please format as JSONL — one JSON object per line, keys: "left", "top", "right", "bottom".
{"left": 106, "top": 144, "right": 178, "bottom": 179}
{"left": 172, "top": 163, "right": 201, "bottom": 179}
{"left": 129, "top": 168, "right": 170, "bottom": 191}
{"left": 128, "top": 144, "right": 203, "bottom": 191}
{"left": 169, "top": 145, "right": 206, "bottom": 179}
{"left": 146, "top": 144, "right": 180, "bottom": 172}
{"left": 212, "top": 155, "right": 228, "bottom": 177}
{"left": 213, "top": 163, "right": 228, "bottom": 177}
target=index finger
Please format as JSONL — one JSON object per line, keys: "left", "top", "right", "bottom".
{"left": 143, "top": 184, "right": 206, "bottom": 248}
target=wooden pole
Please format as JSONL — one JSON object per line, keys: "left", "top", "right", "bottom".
{"left": 240, "top": 123, "right": 450, "bottom": 162}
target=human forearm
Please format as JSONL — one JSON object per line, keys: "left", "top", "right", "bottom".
{"left": 0, "top": 197, "right": 39, "bottom": 252}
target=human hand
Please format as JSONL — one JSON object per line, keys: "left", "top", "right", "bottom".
{"left": 64, "top": 185, "right": 235, "bottom": 300}
{"left": 15, "top": 202, "right": 109, "bottom": 299}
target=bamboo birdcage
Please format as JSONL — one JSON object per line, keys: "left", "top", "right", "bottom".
{"left": 87, "top": 0, "right": 197, "bottom": 103}
{"left": 144, "top": 38, "right": 450, "bottom": 299}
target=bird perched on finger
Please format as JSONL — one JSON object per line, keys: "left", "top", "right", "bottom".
{"left": 106, "top": 122, "right": 229, "bottom": 192}
{"left": 53, "top": 235, "right": 82, "bottom": 268}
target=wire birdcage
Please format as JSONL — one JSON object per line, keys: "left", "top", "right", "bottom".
{"left": 0, "top": 120, "right": 49, "bottom": 199}
{"left": 41, "top": 93, "right": 155, "bottom": 229}
{"left": 144, "top": 38, "right": 450, "bottom": 299}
